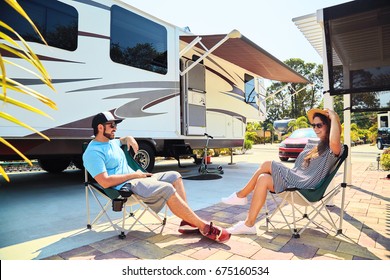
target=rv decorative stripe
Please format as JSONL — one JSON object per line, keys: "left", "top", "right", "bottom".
{"left": 78, "top": 31, "right": 110, "bottom": 40}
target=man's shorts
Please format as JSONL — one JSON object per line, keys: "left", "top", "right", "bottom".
{"left": 126, "top": 171, "right": 181, "bottom": 213}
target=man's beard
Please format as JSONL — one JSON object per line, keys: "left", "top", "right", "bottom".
{"left": 103, "top": 127, "right": 115, "bottom": 140}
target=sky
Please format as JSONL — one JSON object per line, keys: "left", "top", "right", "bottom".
{"left": 124, "top": 0, "right": 352, "bottom": 64}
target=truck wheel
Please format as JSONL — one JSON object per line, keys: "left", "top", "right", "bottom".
{"left": 377, "top": 140, "right": 384, "bottom": 150}
{"left": 38, "top": 158, "right": 71, "bottom": 173}
{"left": 133, "top": 142, "right": 155, "bottom": 172}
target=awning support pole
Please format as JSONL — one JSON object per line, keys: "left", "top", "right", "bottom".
{"left": 321, "top": 8, "right": 336, "bottom": 205}
{"left": 179, "top": 36, "right": 202, "bottom": 57}
{"left": 180, "top": 30, "right": 241, "bottom": 76}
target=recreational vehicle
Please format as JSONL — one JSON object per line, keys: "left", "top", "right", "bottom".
{"left": 273, "top": 118, "right": 296, "bottom": 135}
{"left": 0, "top": 0, "right": 308, "bottom": 172}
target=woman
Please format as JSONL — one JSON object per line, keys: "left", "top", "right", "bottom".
{"left": 222, "top": 108, "right": 343, "bottom": 234}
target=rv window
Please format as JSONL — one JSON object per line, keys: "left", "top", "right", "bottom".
{"left": 244, "top": 74, "right": 257, "bottom": 104}
{"left": 0, "top": 0, "right": 78, "bottom": 51}
{"left": 110, "top": 5, "right": 168, "bottom": 75}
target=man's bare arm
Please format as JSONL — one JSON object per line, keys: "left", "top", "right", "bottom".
{"left": 94, "top": 170, "right": 152, "bottom": 189}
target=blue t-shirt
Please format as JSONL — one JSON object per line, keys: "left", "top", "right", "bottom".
{"left": 82, "top": 139, "right": 135, "bottom": 190}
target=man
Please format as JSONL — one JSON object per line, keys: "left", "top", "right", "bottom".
{"left": 83, "top": 111, "right": 230, "bottom": 243}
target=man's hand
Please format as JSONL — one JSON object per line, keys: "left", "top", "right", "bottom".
{"left": 135, "top": 169, "right": 152, "bottom": 178}
{"left": 121, "top": 136, "right": 139, "bottom": 153}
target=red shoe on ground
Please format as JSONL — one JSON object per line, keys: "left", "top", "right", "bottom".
{"left": 201, "top": 222, "right": 231, "bottom": 243}
{"left": 178, "top": 220, "right": 199, "bottom": 234}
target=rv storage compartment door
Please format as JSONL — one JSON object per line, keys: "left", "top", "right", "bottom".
{"left": 185, "top": 61, "right": 206, "bottom": 135}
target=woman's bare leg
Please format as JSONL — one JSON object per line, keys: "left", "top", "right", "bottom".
{"left": 236, "top": 161, "right": 272, "bottom": 198}
{"left": 244, "top": 173, "right": 274, "bottom": 227}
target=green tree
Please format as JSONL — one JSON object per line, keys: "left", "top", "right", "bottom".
{"left": 265, "top": 58, "right": 323, "bottom": 127}
{"left": 288, "top": 116, "right": 310, "bottom": 131}
{"left": 350, "top": 111, "right": 377, "bottom": 129}
{"left": 0, "top": 0, "right": 56, "bottom": 182}
{"left": 284, "top": 58, "right": 323, "bottom": 117}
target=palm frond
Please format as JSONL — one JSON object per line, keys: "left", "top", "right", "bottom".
{"left": 0, "top": 22, "right": 53, "bottom": 87}
{"left": 1, "top": 0, "right": 56, "bottom": 183}
{"left": 0, "top": 94, "right": 53, "bottom": 119}
{"left": 3, "top": 57, "right": 52, "bottom": 88}
{"left": 0, "top": 137, "right": 33, "bottom": 166}
{"left": 0, "top": 112, "right": 50, "bottom": 141}
{"left": 0, "top": 166, "right": 10, "bottom": 182}
{"left": 4, "top": 0, "right": 47, "bottom": 45}
{"left": 5, "top": 78, "right": 57, "bottom": 109}
{"left": 0, "top": 53, "right": 6, "bottom": 97}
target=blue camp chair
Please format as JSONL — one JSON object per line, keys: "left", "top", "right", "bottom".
{"left": 265, "top": 145, "right": 349, "bottom": 238}
{"left": 83, "top": 143, "right": 167, "bottom": 239}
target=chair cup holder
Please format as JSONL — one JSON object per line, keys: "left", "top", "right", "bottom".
{"left": 112, "top": 198, "right": 127, "bottom": 212}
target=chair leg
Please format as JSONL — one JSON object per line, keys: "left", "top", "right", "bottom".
{"left": 86, "top": 186, "right": 90, "bottom": 228}
{"left": 120, "top": 205, "right": 127, "bottom": 239}
{"left": 267, "top": 193, "right": 298, "bottom": 236}
{"left": 303, "top": 206, "right": 308, "bottom": 218}
{"left": 265, "top": 199, "right": 270, "bottom": 230}
{"left": 89, "top": 188, "right": 117, "bottom": 227}
{"left": 338, "top": 183, "right": 347, "bottom": 235}
{"left": 290, "top": 194, "right": 300, "bottom": 238}
{"left": 264, "top": 182, "right": 347, "bottom": 238}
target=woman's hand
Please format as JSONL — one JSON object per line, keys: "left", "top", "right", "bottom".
{"left": 325, "top": 109, "right": 338, "bottom": 121}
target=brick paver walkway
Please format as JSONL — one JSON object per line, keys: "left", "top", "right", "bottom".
{"left": 44, "top": 162, "right": 390, "bottom": 260}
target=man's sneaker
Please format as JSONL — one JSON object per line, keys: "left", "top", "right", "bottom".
{"left": 227, "top": 221, "right": 257, "bottom": 235}
{"left": 221, "top": 192, "right": 248, "bottom": 205}
{"left": 178, "top": 220, "right": 199, "bottom": 234}
{"left": 201, "top": 222, "right": 231, "bottom": 243}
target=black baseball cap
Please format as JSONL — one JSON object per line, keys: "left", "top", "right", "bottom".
{"left": 92, "top": 111, "right": 123, "bottom": 129}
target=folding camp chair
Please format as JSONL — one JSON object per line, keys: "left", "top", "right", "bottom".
{"left": 83, "top": 143, "right": 167, "bottom": 239}
{"left": 264, "top": 145, "right": 348, "bottom": 238}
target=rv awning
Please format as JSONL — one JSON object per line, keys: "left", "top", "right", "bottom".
{"left": 180, "top": 34, "right": 310, "bottom": 84}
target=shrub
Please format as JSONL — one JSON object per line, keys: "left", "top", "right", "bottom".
{"left": 244, "top": 139, "right": 253, "bottom": 150}
{"left": 213, "top": 148, "right": 231, "bottom": 156}
{"left": 380, "top": 148, "right": 390, "bottom": 170}
{"left": 245, "top": 131, "right": 259, "bottom": 143}
{"left": 193, "top": 148, "right": 215, "bottom": 157}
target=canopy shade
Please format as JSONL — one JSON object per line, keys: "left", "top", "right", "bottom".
{"left": 294, "top": 0, "right": 390, "bottom": 112}
{"left": 180, "top": 34, "right": 310, "bottom": 84}
{"left": 324, "top": 0, "right": 390, "bottom": 97}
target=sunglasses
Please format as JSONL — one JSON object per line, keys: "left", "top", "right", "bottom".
{"left": 104, "top": 122, "right": 117, "bottom": 129}
{"left": 311, "top": 122, "right": 324, "bottom": 129}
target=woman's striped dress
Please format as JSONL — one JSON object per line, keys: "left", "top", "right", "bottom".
{"left": 271, "top": 139, "right": 344, "bottom": 194}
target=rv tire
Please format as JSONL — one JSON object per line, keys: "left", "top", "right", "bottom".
{"left": 38, "top": 158, "right": 71, "bottom": 173}
{"left": 133, "top": 142, "right": 155, "bottom": 172}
